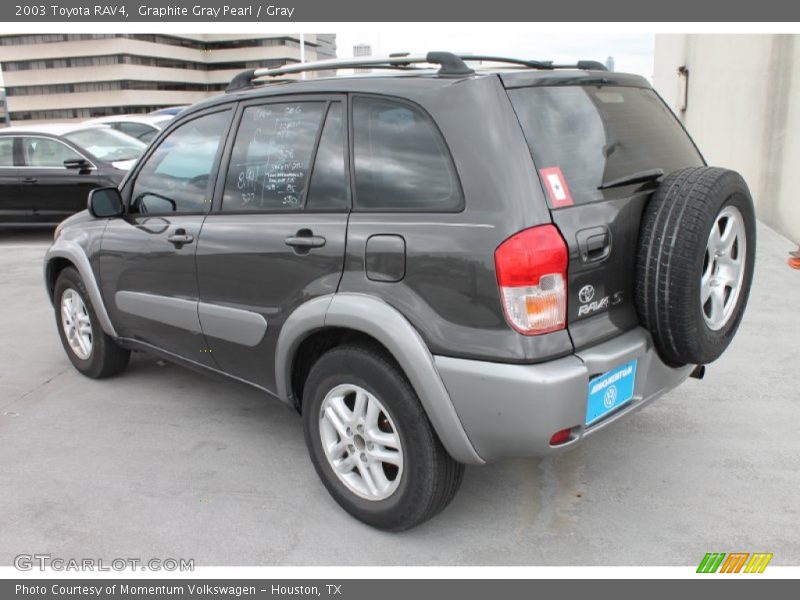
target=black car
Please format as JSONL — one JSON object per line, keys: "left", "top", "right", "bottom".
{"left": 0, "top": 123, "right": 146, "bottom": 226}
{"left": 44, "top": 53, "right": 756, "bottom": 530}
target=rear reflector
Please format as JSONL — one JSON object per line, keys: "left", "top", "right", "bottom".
{"left": 494, "top": 224, "right": 568, "bottom": 335}
{"left": 549, "top": 428, "right": 572, "bottom": 446}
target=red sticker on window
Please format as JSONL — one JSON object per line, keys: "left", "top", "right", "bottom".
{"left": 539, "top": 167, "right": 574, "bottom": 208}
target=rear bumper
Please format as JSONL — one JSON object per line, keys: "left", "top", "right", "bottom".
{"left": 434, "top": 327, "right": 693, "bottom": 461}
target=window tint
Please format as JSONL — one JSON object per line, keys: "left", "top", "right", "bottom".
{"left": 130, "top": 110, "right": 229, "bottom": 214}
{"left": 508, "top": 86, "right": 704, "bottom": 206}
{"left": 0, "top": 138, "right": 14, "bottom": 167}
{"left": 118, "top": 121, "right": 157, "bottom": 142}
{"left": 22, "top": 137, "right": 81, "bottom": 167}
{"left": 352, "top": 97, "right": 461, "bottom": 211}
{"left": 306, "top": 102, "right": 349, "bottom": 210}
{"left": 222, "top": 102, "right": 325, "bottom": 211}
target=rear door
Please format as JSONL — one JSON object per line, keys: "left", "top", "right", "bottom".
{"left": 19, "top": 135, "right": 99, "bottom": 223}
{"left": 196, "top": 96, "right": 350, "bottom": 391}
{"left": 505, "top": 80, "right": 704, "bottom": 349}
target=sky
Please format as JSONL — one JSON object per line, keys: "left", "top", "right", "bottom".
{"left": 331, "top": 29, "right": 655, "bottom": 79}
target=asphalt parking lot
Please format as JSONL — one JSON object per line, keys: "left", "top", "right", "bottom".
{"left": 1, "top": 223, "right": 798, "bottom": 566}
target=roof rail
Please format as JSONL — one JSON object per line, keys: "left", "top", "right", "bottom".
{"left": 226, "top": 51, "right": 474, "bottom": 92}
{"left": 226, "top": 52, "right": 608, "bottom": 92}
{"left": 463, "top": 55, "right": 608, "bottom": 72}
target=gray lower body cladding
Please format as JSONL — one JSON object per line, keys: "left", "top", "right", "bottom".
{"left": 435, "top": 327, "right": 693, "bottom": 461}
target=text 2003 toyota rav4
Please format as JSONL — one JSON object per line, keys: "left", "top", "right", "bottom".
{"left": 44, "top": 54, "right": 755, "bottom": 530}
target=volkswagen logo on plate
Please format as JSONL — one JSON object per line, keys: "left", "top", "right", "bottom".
{"left": 579, "top": 284, "right": 595, "bottom": 304}
{"left": 604, "top": 385, "right": 618, "bottom": 409}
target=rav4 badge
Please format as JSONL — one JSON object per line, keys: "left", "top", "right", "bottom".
{"left": 578, "top": 289, "right": 624, "bottom": 317}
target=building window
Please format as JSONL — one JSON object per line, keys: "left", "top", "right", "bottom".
{"left": 0, "top": 34, "right": 298, "bottom": 51}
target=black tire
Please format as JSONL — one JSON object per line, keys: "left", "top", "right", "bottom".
{"left": 54, "top": 267, "right": 131, "bottom": 379}
{"left": 302, "top": 344, "right": 465, "bottom": 531}
{"left": 635, "top": 167, "right": 756, "bottom": 367}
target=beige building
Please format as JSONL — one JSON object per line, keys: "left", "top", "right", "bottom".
{"left": 654, "top": 34, "right": 800, "bottom": 242}
{"left": 0, "top": 33, "right": 336, "bottom": 123}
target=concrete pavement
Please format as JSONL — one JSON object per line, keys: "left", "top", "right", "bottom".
{"left": 0, "top": 223, "right": 798, "bottom": 566}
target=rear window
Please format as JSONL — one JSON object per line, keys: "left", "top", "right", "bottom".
{"left": 508, "top": 85, "right": 703, "bottom": 206}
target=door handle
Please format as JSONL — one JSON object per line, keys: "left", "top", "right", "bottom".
{"left": 576, "top": 226, "right": 611, "bottom": 263}
{"left": 21, "top": 177, "right": 37, "bottom": 184}
{"left": 167, "top": 228, "right": 194, "bottom": 248}
{"left": 285, "top": 232, "right": 326, "bottom": 249}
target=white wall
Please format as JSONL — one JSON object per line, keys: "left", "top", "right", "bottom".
{"left": 654, "top": 34, "right": 800, "bottom": 242}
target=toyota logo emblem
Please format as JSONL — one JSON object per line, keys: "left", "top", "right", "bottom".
{"left": 579, "top": 285, "right": 595, "bottom": 303}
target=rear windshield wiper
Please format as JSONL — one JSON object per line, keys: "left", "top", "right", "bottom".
{"left": 598, "top": 168, "right": 664, "bottom": 190}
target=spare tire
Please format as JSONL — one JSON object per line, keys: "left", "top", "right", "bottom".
{"left": 635, "top": 167, "right": 756, "bottom": 367}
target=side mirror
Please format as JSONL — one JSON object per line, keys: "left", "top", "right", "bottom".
{"left": 88, "top": 187, "right": 124, "bottom": 218}
{"left": 64, "top": 158, "right": 92, "bottom": 171}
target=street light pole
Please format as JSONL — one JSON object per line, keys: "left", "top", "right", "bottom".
{"left": 300, "top": 33, "right": 306, "bottom": 79}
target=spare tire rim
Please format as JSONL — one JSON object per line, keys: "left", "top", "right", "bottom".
{"left": 701, "top": 205, "right": 746, "bottom": 331}
{"left": 61, "top": 288, "right": 93, "bottom": 360}
{"left": 319, "top": 383, "right": 403, "bottom": 501}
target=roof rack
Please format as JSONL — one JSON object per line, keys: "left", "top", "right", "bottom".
{"left": 464, "top": 55, "right": 608, "bottom": 72}
{"left": 227, "top": 52, "right": 473, "bottom": 91}
{"left": 226, "top": 51, "right": 607, "bottom": 92}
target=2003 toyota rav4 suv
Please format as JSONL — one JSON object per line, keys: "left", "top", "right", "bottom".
{"left": 44, "top": 53, "right": 756, "bottom": 530}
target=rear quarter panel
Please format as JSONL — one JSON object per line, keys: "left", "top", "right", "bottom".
{"left": 340, "top": 76, "right": 573, "bottom": 363}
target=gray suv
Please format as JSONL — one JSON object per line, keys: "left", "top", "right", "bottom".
{"left": 44, "top": 53, "right": 756, "bottom": 530}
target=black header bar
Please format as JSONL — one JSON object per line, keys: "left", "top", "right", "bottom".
{"left": 1, "top": 0, "right": 800, "bottom": 22}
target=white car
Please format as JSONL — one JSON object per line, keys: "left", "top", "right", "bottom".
{"left": 84, "top": 115, "right": 172, "bottom": 144}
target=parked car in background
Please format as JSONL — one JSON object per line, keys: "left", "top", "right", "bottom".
{"left": 149, "top": 106, "right": 189, "bottom": 117}
{"left": 0, "top": 123, "right": 146, "bottom": 227}
{"left": 86, "top": 115, "right": 173, "bottom": 144}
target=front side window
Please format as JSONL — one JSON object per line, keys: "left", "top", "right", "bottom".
{"left": 222, "top": 101, "right": 326, "bottom": 211}
{"left": 130, "top": 110, "right": 229, "bottom": 214}
{"left": 22, "top": 137, "right": 81, "bottom": 167}
{"left": 352, "top": 96, "right": 462, "bottom": 211}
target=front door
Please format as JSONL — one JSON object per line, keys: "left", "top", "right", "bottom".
{"left": 196, "top": 97, "right": 351, "bottom": 391}
{"left": 19, "top": 136, "right": 99, "bottom": 224}
{"left": 96, "top": 108, "right": 234, "bottom": 365}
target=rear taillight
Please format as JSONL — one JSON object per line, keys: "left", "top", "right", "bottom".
{"left": 494, "top": 224, "right": 568, "bottom": 335}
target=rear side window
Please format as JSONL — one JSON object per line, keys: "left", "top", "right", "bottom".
{"left": 306, "top": 102, "right": 349, "bottom": 210}
{"left": 508, "top": 86, "right": 704, "bottom": 206}
{"left": 352, "top": 96, "right": 461, "bottom": 211}
{"left": 118, "top": 122, "right": 157, "bottom": 142}
{"left": 222, "top": 102, "right": 326, "bottom": 211}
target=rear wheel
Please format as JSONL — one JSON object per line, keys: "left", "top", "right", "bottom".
{"left": 635, "top": 167, "right": 756, "bottom": 366}
{"left": 54, "top": 267, "right": 130, "bottom": 378}
{"left": 302, "top": 344, "right": 464, "bottom": 531}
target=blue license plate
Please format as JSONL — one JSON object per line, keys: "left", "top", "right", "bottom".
{"left": 586, "top": 359, "right": 637, "bottom": 426}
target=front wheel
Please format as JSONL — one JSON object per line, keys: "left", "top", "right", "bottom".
{"left": 302, "top": 344, "right": 464, "bottom": 531}
{"left": 54, "top": 267, "right": 130, "bottom": 379}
